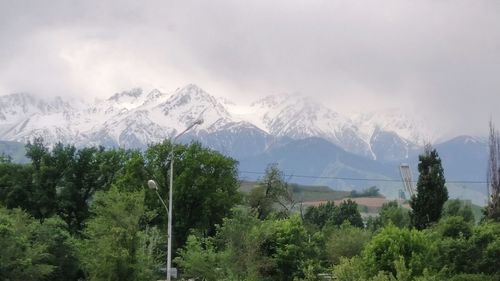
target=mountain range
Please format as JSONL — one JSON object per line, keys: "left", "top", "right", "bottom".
{"left": 0, "top": 84, "right": 489, "bottom": 204}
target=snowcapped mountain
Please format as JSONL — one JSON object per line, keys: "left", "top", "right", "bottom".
{"left": 0, "top": 93, "right": 73, "bottom": 123}
{"left": 352, "top": 109, "right": 437, "bottom": 146}
{"left": 0, "top": 85, "right": 489, "bottom": 202}
{"left": 0, "top": 93, "right": 80, "bottom": 144}
{"left": 0, "top": 85, "right": 268, "bottom": 154}
{"left": 0, "top": 84, "right": 433, "bottom": 160}
{"left": 231, "top": 94, "right": 432, "bottom": 161}
{"left": 245, "top": 94, "right": 373, "bottom": 157}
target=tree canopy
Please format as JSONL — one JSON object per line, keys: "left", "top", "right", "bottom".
{"left": 0, "top": 139, "right": 499, "bottom": 280}
{"left": 410, "top": 146, "right": 449, "bottom": 230}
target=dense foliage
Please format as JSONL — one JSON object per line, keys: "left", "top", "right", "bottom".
{"left": 0, "top": 139, "right": 240, "bottom": 280}
{"left": 304, "top": 199, "right": 363, "bottom": 229}
{"left": 0, "top": 140, "right": 499, "bottom": 280}
{"left": 248, "top": 163, "right": 294, "bottom": 219}
{"left": 410, "top": 146, "right": 448, "bottom": 229}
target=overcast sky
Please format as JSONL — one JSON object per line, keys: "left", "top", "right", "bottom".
{"left": 0, "top": 0, "right": 499, "bottom": 136}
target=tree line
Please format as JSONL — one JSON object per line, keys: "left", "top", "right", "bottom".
{"left": 0, "top": 125, "right": 499, "bottom": 280}
{"left": 0, "top": 138, "right": 240, "bottom": 280}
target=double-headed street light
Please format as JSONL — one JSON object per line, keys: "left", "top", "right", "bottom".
{"left": 148, "top": 118, "right": 203, "bottom": 281}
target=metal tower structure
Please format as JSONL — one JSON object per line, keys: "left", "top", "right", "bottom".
{"left": 399, "top": 163, "right": 415, "bottom": 198}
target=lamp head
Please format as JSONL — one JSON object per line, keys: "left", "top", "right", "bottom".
{"left": 147, "top": 179, "right": 158, "bottom": 190}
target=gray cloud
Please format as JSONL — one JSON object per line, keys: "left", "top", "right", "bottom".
{"left": 0, "top": 0, "right": 499, "bottom": 137}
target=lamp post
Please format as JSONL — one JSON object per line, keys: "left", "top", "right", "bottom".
{"left": 149, "top": 118, "right": 203, "bottom": 281}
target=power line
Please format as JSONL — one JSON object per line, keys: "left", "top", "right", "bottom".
{"left": 238, "top": 170, "right": 487, "bottom": 184}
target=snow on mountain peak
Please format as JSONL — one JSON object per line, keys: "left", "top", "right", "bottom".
{"left": 352, "top": 108, "right": 436, "bottom": 145}
{"left": 107, "top": 88, "right": 147, "bottom": 110}
{"left": 169, "top": 84, "right": 224, "bottom": 108}
{"left": 0, "top": 84, "right": 439, "bottom": 159}
{"left": 249, "top": 93, "right": 347, "bottom": 136}
{"left": 124, "top": 84, "right": 230, "bottom": 137}
{"left": 146, "top": 89, "right": 164, "bottom": 100}
{"left": 0, "top": 93, "right": 75, "bottom": 123}
{"left": 159, "top": 85, "right": 230, "bottom": 121}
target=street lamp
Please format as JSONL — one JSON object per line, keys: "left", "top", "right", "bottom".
{"left": 149, "top": 118, "right": 203, "bottom": 281}
{"left": 147, "top": 180, "right": 168, "bottom": 215}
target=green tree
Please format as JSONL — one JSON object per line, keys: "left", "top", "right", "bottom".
{"left": 332, "top": 256, "right": 369, "bottom": 281}
{"left": 468, "top": 221, "right": 500, "bottom": 274}
{"left": 378, "top": 201, "right": 411, "bottom": 228}
{"left": 261, "top": 216, "right": 315, "bottom": 281}
{"left": 332, "top": 256, "right": 399, "bottom": 281}
{"left": 0, "top": 207, "right": 55, "bottom": 281}
{"left": 78, "top": 187, "right": 162, "bottom": 281}
{"left": 56, "top": 146, "right": 132, "bottom": 232}
{"left": 410, "top": 146, "right": 448, "bottom": 230}
{"left": 213, "top": 207, "right": 263, "bottom": 279}
{"left": 435, "top": 216, "right": 473, "bottom": 239}
{"left": 429, "top": 216, "right": 477, "bottom": 276}
{"left": 0, "top": 160, "right": 34, "bottom": 212}
{"left": 114, "top": 151, "right": 148, "bottom": 192}
{"left": 248, "top": 185, "right": 274, "bottom": 220}
{"left": 363, "top": 225, "right": 435, "bottom": 278}
{"left": 336, "top": 199, "right": 364, "bottom": 228}
{"left": 249, "top": 163, "right": 294, "bottom": 219}
{"left": 175, "top": 235, "right": 222, "bottom": 281}
{"left": 33, "top": 216, "right": 82, "bottom": 281}
{"left": 25, "top": 138, "right": 59, "bottom": 219}
{"left": 56, "top": 146, "right": 104, "bottom": 231}
{"left": 443, "top": 200, "right": 475, "bottom": 223}
{"left": 95, "top": 148, "right": 133, "bottom": 189}
{"left": 177, "top": 212, "right": 322, "bottom": 281}
{"left": 145, "top": 141, "right": 241, "bottom": 252}
{"left": 5, "top": 141, "right": 131, "bottom": 232}
{"left": 324, "top": 222, "right": 372, "bottom": 265}
{"left": 25, "top": 137, "right": 48, "bottom": 172}
{"left": 304, "top": 199, "right": 363, "bottom": 229}
{"left": 304, "top": 201, "right": 338, "bottom": 229}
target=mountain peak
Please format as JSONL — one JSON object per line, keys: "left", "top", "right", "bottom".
{"left": 251, "top": 93, "right": 294, "bottom": 108}
{"left": 146, "top": 89, "right": 163, "bottom": 99}
{"left": 152, "top": 84, "right": 231, "bottom": 132}
{"left": 175, "top": 84, "right": 213, "bottom": 100}
{"left": 352, "top": 108, "right": 435, "bottom": 146}
{"left": 179, "top": 83, "right": 203, "bottom": 92}
{"left": 166, "top": 84, "right": 224, "bottom": 110}
{"left": 0, "top": 92, "right": 73, "bottom": 118}
{"left": 140, "top": 89, "right": 168, "bottom": 107}
{"left": 0, "top": 92, "right": 38, "bottom": 106}
{"left": 108, "top": 88, "right": 143, "bottom": 102}
{"left": 0, "top": 85, "right": 437, "bottom": 161}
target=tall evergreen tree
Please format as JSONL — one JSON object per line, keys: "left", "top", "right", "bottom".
{"left": 410, "top": 145, "right": 448, "bottom": 230}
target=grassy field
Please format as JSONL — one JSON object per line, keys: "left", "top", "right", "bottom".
{"left": 239, "top": 180, "right": 350, "bottom": 202}
{"left": 240, "top": 180, "right": 382, "bottom": 214}
{"left": 239, "top": 180, "right": 486, "bottom": 219}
